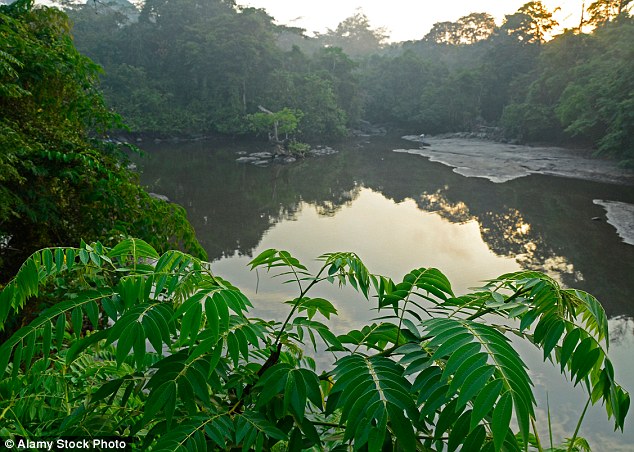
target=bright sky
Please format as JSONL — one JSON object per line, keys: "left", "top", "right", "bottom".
{"left": 238, "top": 0, "right": 587, "bottom": 42}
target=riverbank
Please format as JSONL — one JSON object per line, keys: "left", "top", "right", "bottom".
{"left": 398, "top": 135, "right": 634, "bottom": 186}
{"left": 396, "top": 135, "right": 634, "bottom": 246}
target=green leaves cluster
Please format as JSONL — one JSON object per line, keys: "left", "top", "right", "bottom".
{"left": 247, "top": 107, "right": 304, "bottom": 143}
{"left": 0, "top": 0, "right": 205, "bottom": 279}
{"left": 0, "top": 240, "right": 628, "bottom": 451}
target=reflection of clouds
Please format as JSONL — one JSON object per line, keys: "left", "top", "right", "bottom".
{"left": 609, "top": 316, "right": 634, "bottom": 347}
{"left": 417, "top": 186, "right": 581, "bottom": 285}
{"left": 533, "top": 404, "right": 577, "bottom": 448}
{"left": 418, "top": 187, "right": 472, "bottom": 223}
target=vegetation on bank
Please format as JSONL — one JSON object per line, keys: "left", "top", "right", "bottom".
{"left": 65, "top": 0, "right": 634, "bottom": 166}
{"left": 0, "top": 239, "right": 629, "bottom": 450}
{"left": 0, "top": 0, "right": 205, "bottom": 280}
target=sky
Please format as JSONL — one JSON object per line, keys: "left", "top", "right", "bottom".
{"left": 237, "top": 0, "right": 587, "bottom": 42}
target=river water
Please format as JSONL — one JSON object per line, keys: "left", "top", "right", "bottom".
{"left": 136, "top": 135, "right": 634, "bottom": 449}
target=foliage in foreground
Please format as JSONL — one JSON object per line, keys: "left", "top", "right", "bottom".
{"left": 0, "top": 238, "right": 629, "bottom": 451}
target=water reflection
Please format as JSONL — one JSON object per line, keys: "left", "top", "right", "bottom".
{"left": 418, "top": 186, "right": 581, "bottom": 285}
{"left": 136, "top": 135, "right": 634, "bottom": 448}
{"left": 137, "top": 135, "right": 634, "bottom": 318}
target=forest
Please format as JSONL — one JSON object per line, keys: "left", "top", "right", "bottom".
{"left": 63, "top": 0, "right": 634, "bottom": 167}
{"left": 0, "top": 0, "right": 632, "bottom": 450}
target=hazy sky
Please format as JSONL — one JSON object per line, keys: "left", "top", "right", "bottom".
{"left": 238, "top": 0, "right": 586, "bottom": 42}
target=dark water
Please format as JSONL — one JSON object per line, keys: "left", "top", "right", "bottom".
{"left": 136, "top": 135, "right": 634, "bottom": 448}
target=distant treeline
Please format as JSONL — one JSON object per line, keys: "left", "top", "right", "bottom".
{"left": 67, "top": 0, "right": 634, "bottom": 165}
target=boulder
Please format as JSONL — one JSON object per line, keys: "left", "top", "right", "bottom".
{"left": 149, "top": 192, "right": 169, "bottom": 202}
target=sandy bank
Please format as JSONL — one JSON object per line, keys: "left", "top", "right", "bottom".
{"left": 396, "top": 136, "right": 634, "bottom": 246}
{"left": 397, "top": 136, "right": 634, "bottom": 186}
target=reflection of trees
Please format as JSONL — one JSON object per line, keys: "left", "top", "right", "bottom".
{"left": 313, "top": 187, "right": 359, "bottom": 217}
{"left": 349, "top": 136, "right": 634, "bottom": 318}
{"left": 137, "top": 140, "right": 361, "bottom": 261}
{"left": 418, "top": 188, "right": 472, "bottom": 223}
{"left": 417, "top": 186, "right": 579, "bottom": 285}
{"left": 138, "top": 135, "right": 634, "bottom": 318}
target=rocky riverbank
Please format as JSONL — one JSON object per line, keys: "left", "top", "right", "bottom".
{"left": 398, "top": 135, "right": 634, "bottom": 185}
{"left": 235, "top": 145, "right": 338, "bottom": 166}
{"left": 397, "top": 135, "right": 634, "bottom": 246}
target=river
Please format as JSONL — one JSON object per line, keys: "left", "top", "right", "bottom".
{"left": 136, "top": 134, "right": 634, "bottom": 449}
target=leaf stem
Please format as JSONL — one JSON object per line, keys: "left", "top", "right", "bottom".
{"left": 273, "top": 264, "right": 327, "bottom": 345}
{"left": 567, "top": 396, "right": 591, "bottom": 452}
{"left": 531, "top": 417, "right": 544, "bottom": 452}
{"left": 466, "top": 286, "right": 530, "bottom": 321}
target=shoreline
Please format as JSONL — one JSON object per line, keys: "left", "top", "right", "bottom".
{"left": 397, "top": 135, "right": 634, "bottom": 186}
{"left": 396, "top": 136, "right": 634, "bottom": 246}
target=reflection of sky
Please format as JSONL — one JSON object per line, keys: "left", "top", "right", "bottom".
{"left": 214, "top": 188, "right": 520, "bottom": 293}
{"left": 211, "top": 187, "right": 633, "bottom": 449}
{"left": 518, "top": 317, "right": 634, "bottom": 450}
{"left": 419, "top": 186, "right": 581, "bottom": 284}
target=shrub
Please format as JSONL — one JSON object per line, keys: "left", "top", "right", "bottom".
{"left": 0, "top": 239, "right": 629, "bottom": 450}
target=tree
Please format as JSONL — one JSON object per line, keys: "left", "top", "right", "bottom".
{"left": 318, "top": 9, "right": 389, "bottom": 57}
{"left": 586, "top": 0, "right": 633, "bottom": 25}
{"left": 0, "top": 0, "right": 205, "bottom": 279}
{"left": 312, "top": 47, "right": 362, "bottom": 125}
{"left": 247, "top": 107, "right": 303, "bottom": 143}
{"left": 424, "top": 21, "right": 462, "bottom": 45}
{"left": 457, "top": 12, "right": 497, "bottom": 43}
{"left": 424, "top": 13, "right": 496, "bottom": 45}
{"left": 501, "top": 1, "right": 559, "bottom": 43}
{"left": 0, "top": 239, "right": 629, "bottom": 450}
{"left": 555, "top": 17, "right": 634, "bottom": 163}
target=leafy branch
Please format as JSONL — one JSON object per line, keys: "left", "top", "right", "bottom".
{"left": 0, "top": 241, "right": 628, "bottom": 451}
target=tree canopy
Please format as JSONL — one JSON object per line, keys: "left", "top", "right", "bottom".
{"left": 0, "top": 0, "right": 204, "bottom": 279}
{"left": 62, "top": 1, "right": 634, "bottom": 165}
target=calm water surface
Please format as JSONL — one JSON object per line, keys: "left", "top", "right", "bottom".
{"left": 137, "top": 135, "right": 634, "bottom": 449}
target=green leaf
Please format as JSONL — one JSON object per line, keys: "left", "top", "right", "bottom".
{"left": 471, "top": 379, "right": 503, "bottom": 430}
{"left": 255, "top": 363, "right": 290, "bottom": 407}
{"left": 56, "top": 313, "right": 66, "bottom": 350}
{"left": 285, "top": 370, "right": 307, "bottom": 420}
{"left": 71, "top": 306, "right": 83, "bottom": 338}
{"left": 330, "top": 355, "right": 416, "bottom": 450}
{"left": 41, "top": 320, "right": 52, "bottom": 365}
{"left": 456, "top": 365, "right": 496, "bottom": 409}
{"left": 42, "top": 248, "right": 53, "bottom": 274}
{"left": 560, "top": 327, "right": 581, "bottom": 372}
{"left": 108, "top": 237, "right": 159, "bottom": 260}
{"left": 492, "top": 392, "right": 513, "bottom": 451}
{"left": 116, "top": 321, "right": 138, "bottom": 366}
{"left": 181, "top": 301, "right": 203, "bottom": 345}
{"left": 66, "top": 330, "right": 109, "bottom": 365}
{"left": 144, "top": 380, "right": 177, "bottom": 425}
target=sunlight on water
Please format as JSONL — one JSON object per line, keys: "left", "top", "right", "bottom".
{"left": 213, "top": 187, "right": 520, "bottom": 295}
{"left": 210, "top": 187, "right": 634, "bottom": 449}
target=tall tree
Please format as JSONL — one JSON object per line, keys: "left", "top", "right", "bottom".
{"left": 457, "top": 12, "right": 497, "bottom": 43}
{"left": 501, "top": 1, "right": 559, "bottom": 43}
{"left": 423, "top": 21, "right": 462, "bottom": 45}
{"left": 586, "top": 0, "right": 633, "bottom": 25}
{"left": 318, "top": 9, "right": 389, "bottom": 57}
